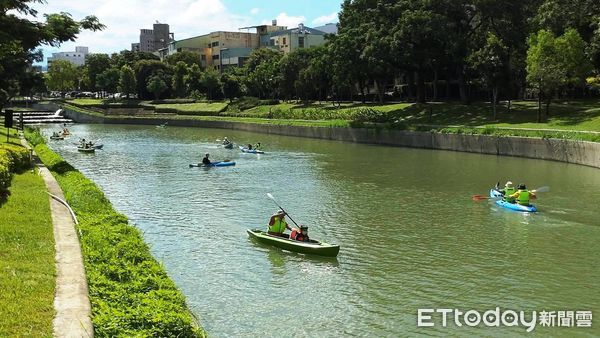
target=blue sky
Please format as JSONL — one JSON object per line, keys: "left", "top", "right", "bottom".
{"left": 29, "top": 0, "right": 342, "bottom": 64}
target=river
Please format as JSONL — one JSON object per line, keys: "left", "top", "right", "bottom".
{"left": 41, "top": 124, "right": 600, "bottom": 337}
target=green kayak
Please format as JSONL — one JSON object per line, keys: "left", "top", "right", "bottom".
{"left": 247, "top": 229, "right": 340, "bottom": 257}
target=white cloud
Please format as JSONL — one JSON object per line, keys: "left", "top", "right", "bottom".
{"left": 27, "top": 0, "right": 256, "bottom": 59}
{"left": 262, "top": 12, "right": 306, "bottom": 29}
{"left": 250, "top": 8, "right": 259, "bottom": 15}
{"left": 312, "top": 12, "right": 338, "bottom": 26}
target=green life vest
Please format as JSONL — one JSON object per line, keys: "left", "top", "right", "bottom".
{"left": 516, "top": 190, "right": 530, "bottom": 205}
{"left": 504, "top": 187, "right": 516, "bottom": 202}
{"left": 268, "top": 217, "right": 287, "bottom": 234}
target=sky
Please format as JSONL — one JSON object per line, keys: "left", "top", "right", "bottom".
{"left": 27, "top": 0, "right": 343, "bottom": 64}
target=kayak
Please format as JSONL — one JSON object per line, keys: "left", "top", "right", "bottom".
{"left": 239, "top": 146, "right": 264, "bottom": 154}
{"left": 77, "top": 147, "right": 95, "bottom": 153}
{"left": 491, "top": 188, "right": 537, "bottom": 212}
{"left": 223, "top": 143, "right": 233, "bottom": 149}
{"left": 93, "top": 144, "right": 103, "bottom": 150}
{"left": 490, "top": 188, "right": 503, "bottom": 198}
{"left": 189, "top": 161, "right": 236, "bottom": 168}
{"left": 495, "top": 199, "right": 537, "bottom": 212}
{"left": 247, "top": 229, "right": 340, "bottom": 257}
{"left": 50, "top": 136, "right": 64, "bottom": 140}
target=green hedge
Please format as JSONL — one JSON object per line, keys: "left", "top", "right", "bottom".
{"left": 0, "top": 143, "right": 30, "bottom": 192}
{"left": 25, "top": 129, "right": 205, "bottom": 337}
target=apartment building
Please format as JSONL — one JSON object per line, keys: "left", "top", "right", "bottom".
{"left": 160, "top": 20, "right": 334, "bottom": 71}
{"left": 132, "top": 22, "right": 174, "bottom": 53}
{"left": 47, "top": 46, "right": 89, "bottom": 67}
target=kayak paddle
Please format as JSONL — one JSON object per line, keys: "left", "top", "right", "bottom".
{"left": 472, "top": 195, "right": 491, "bottom": 201}
{"left": 532, "top": 186, "right": 550, "bottom": 193}
{"left": 266, "top": 193, "right": 300, "bottom": 227}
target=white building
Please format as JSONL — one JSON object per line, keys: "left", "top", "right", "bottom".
{"left": 47, "top": 46, "right": 89, "bottom": 67}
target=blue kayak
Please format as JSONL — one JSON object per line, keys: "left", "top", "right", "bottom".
{"left": 490, "top": 188, "right": 503, "bottom": 198}
{"left": 495, "top": 199, "right": 537, "bottom": 212}
{"left": 490, "top": 188, "right": 537, "bottom": 212}
{"left": 189, "top": 161, "right": 236, "bottom": 168}
{"left": 239, "top": 146, "right": 264, "bottom": 154}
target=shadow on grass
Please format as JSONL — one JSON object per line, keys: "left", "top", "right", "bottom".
{"left": 388, "top": 100, "right": 600, "bottom": 129}
{"left": 0, "top": 189, "right": 10, "bottom": 206}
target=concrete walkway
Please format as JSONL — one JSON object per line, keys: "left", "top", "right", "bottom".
{"left": 21, "top": 137, "right": 93, "bottom": 337}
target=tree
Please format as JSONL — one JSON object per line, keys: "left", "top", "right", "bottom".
{"left": 185, "top": 64, "right": 203, "bottom": 94}
{"left": 468, "top": 33, "right": 509, "bottom": 120}
{"left": 279, "top": 49, "right": 313, "bottom": 100}
{"left": 46, "top": 60, "right": 79, "bottom": 91}
{"left": 165, "top": 51, "right": 202, "bottom": 67}
{"left": 200, "top": 68, "right": 221, "bottom": 100}
{"left": 221, "top": 73, "right": 241, "bottom": 102}
{"left": 119, "top": 65, "right": 137, "bottom": 98}
{"left": 134, "top": 60, "right": 171, "bottom": 99}
{"left": 0, "top": 1, "right": 104, "bottom": 109}
{"left": 555, "top": 28, "right": 593, "bottom": 88}
{"left": 96, "top": 68, "right": 120, "bottom": 94}
{"left": 172, "top": 61, "right": 188, "bottom": 98}
{"left": 85, "top": 54, "right": 111, "bottom": 91}
{"left": 526, "top": 30, "right": 566, "bottom": 122}
{"left": 146, "top": 75, "right": 167, "bottom": 100}
{"left": 244, "top": 48, "right": 282, "bottom": 98}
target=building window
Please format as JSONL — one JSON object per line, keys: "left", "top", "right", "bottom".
{"left": 299, "top": 37, "right": 305, "bottom": 48}
{"left": 66, "top": 54, "right": 69, "bottom": 56}
{"left": 212, "top": 54, "right": 219, "bottom": 60}
{"left": 282, "top": 37, "right": 286, "bottom": 45}
{"left": 212, "top": 41, "right": 219, "bottom": 47}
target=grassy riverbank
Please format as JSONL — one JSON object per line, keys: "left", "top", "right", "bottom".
{"left": 63, "top": 98, "right": 600, "bottom": 141}
{"left": 25, "top": 129, "right": 205, "bottom": 337}
{"left": 0, "top": 127, "right": 55, "bottom": 337}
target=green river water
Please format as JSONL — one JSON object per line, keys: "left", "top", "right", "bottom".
{"left": 41, "top": 124, "right": 600, "bottom": 337}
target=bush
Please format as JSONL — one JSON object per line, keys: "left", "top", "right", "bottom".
{"left": 0, "top": 143, "right": 31, "bottom": 192}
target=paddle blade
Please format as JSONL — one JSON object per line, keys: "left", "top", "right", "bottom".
{"left": 472, "top": 195, "right": 489, "bottom": 201}
{"left": 534, "top": 186, "right": 550, "bottom": 193}
{"left": 266, "top": 193, "right": 274, "bottom": 200}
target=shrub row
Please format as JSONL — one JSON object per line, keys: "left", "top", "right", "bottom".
{"left": 25, "top": 129, "right": 205, "bottom": 337}
{"left": 0, "top": 142, "right": 30, "bottom": 192}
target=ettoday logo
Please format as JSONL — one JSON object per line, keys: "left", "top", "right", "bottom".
{"left": 417, "top": 308, "right": 593, "bottom": 332}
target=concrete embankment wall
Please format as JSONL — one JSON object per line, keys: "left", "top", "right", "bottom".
{"left": 62, "top": 108, "right": 600, "bottom": 169}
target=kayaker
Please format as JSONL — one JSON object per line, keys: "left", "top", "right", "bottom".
{"left": 202, "top": 153, "right": 211, "bottom": 165}
{"left": 290, "top": 225, "right": 310, "bottom": 242}
{"left": 268, "top": 210, "right": 292, "bottom": 237}
{"left": 254, "top": 142, "right": 261, "bottom": 150}
{"left": 500, "top": 181, "right": 517, "bottom": 203}
{"left": 510, "top": 184, "right": 536, "bottom": 206}
{"left": 222, "top": 137, "right": 231, "bottom": 145}
{"left": 247, "top": 144, "right": 253, "bottom": 150}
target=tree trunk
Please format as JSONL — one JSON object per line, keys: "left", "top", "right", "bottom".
{"left": 537, "top": 90, "right": 542, "bottom": 123}
{"left": 432, "top": 68, "right": 439, "bottom": 102}
{"left": 406, "top": 72, "right": 414, "bottom": 100}
{"left": 415, "top": 71, "right": 425, "bottom": 103}
{"left": 492, "top": 87, "right": 498, "bottom": 120}
{"left": 445, "top": 69, "right": 451, "bottom": 100}
{"left": 457, "top": 66, "right": 469, "bottom": 104}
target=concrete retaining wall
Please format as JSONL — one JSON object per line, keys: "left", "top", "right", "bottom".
{"left": 62, "top": 108, "right": 600, "bottom": 169}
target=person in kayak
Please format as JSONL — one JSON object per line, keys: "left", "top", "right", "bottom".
{"left": 222, "top": 137, "right": 231, "bottom": 146}
{"left": 290, "top": 225, "right": 310, "bottom": 242}
{"left": 247, "top": 144, "right": 253, "bottom": 150}
{"left": 499, "top": 181, "right": 517, "bottom": 203}
{"left": 510, "top": 184, "right": 536, "bottom": 206}
{"left": 254, "top": 142, "right": 261, "bottom": 150}
{"left": 202, "top": 153, "right": 211, "bottom": 165}
{"left": 268, "top": 210, "right": 292, "bottom": 237}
